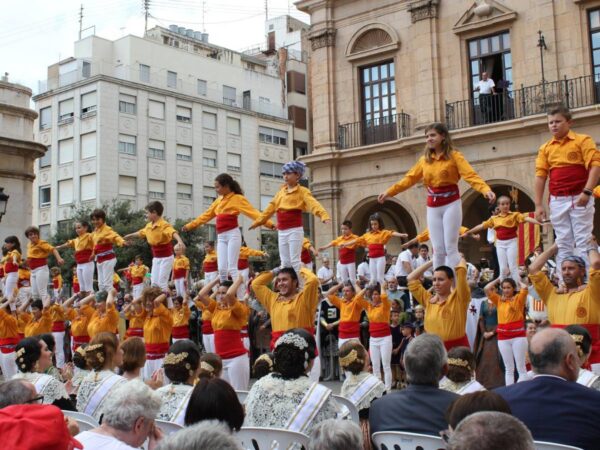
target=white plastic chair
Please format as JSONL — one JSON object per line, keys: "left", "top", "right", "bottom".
{"left": 332, "top": 394, "right": 360, "bottom": 424}
{"left": 236, "top": 390, "right": 249, "bottom": 404}
{"left": 236, "top": 426, "right": 310, "bottom": 450}
{"left": 372, "top": 431, "right": 445, "bottom": 450}
{"left": 534, "top": 441, "right": 583, "bottom": 450}
{"left": 61, "top": 410, "right": 100, "bottom": 432}
{"left": 155, "top": 420, "right": 184, "bottom": 435}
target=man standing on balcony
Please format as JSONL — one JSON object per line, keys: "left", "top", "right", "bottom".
{"left": 475, "top": 72, "right": 496, "bottom": 123}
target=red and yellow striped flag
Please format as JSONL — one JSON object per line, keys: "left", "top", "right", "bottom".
{"left": 518, "top": 213, "right": 540, "bottom": 265}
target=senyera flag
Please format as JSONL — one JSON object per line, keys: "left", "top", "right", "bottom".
{"left": 518, "top": 212, "right": 540, "bottom": 265}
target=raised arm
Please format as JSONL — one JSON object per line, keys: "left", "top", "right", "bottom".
{"left": 378, "top": 158, "right": 424, "bottom": 203}
{"left": 401, "top": 236, "right": 419, "bottom": 249}
{"left": 153, "top": 293, "right": 167, "bottom": 309}
{"left": 195, "top": 277, "right": 220, "bottom": 306}
{"left": 392, "top": 231, "right": 409, "bottom": 239}
{"left": 463, "top": 223, "right": 485, "bottom": 237}
{"left": 407, "top": 260, "right": 434, "bottom": 283}
{"left": 325, "top": 283, "right": 343, "bottom": 298}
{"left": 527, "top": 244, "right": 557, "bottom": 275}
{"left": 224, "top": 275, "right": 244, "bottom": 306}
{"left": 123, "top": 231, "right": 141, "bottom": 240}
{"left": 483, "top": 277, "right": 501, "bottom": 296}
{"left": 106, "top": 288, "right": 117, "bottom": 308}
{"left": 52, "top": 248, "right": 64, "bottom": 265}
{"left": 62, "top": 293, "right": 80, "bottom": 311}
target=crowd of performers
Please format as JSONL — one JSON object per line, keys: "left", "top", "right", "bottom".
{"left": 1, "top": 106, "right": 600, "bottom": 419}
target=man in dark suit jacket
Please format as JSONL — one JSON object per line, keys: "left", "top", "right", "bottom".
{"left": 496, "top": 328, "right": 600, "bottom": 450}
{"left": 369, "top": 333, "right": 459, "bottom": 436}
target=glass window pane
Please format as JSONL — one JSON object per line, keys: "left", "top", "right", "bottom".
{"left": 594, "top": 50, "right": 600, "bottom": 65}
{"left": 373, "top": 98, "right": 380, "bottom": 111}
{"left": 593, "top": 32, "right": 600, "bottom": 50}
{"left": 505, "top": 69, "right": 512, "bottom": 84}
{"left": 364, "top": 86, "right": 371, "bottom": 99}
{"left": 591, "top": 10, "right": 600, "bottom": 29}
{"left": 381, "top": 64, "right": 388, "bottom": 79}
{"left": 366, "top": 113, "right": 371, "bottom": 121}
{"left": 390, "top": 80, "right": 395, "bottom": 92}
{"left": 469, "top": 40, "right": 478, "bottom": 57}
{"left": 389, "top": 62, "right": 394, "bottom": 75}
{"left": 502, "top": 33, "right": 510, "bottom": 49}
{"left": 381, "top": 83, "right": 388, "bottom": 96}
{"left": 471, "top": 60, "right": 480, "bottom": 74}
{"left": 472, "top": 76, "right": 480, "bottom": 89}
{"left": 503, "top": 52, "right": 512, "bottom": 69}
{"left": 371, "top": 66, "right": 379, "bottom": 81}
{"left": 365, "top": 102, "right": 371, "bottom": 113}
{"left": 362, "top": 68, "right": 370, "bottom": 83}
{"left": 382, "top": 96, "right": 389, "bottom": 111}
{"left": 480, "top": 39, "right": 489, "bottom": 55}
{"left": 373, "top": 84, "right": 379, "bottom": 97}
{"left": 391, "top": 94, "right": 396, "bottom": 109}
{"left": 491, "top": 36, "right": 500, "bottom": 52}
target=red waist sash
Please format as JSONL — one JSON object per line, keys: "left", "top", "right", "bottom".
{"left": 52, "top": 321, "right": 65, "bottom": 332}
{"left": 126, "top": 327, "right": 143, "bottom": 338}
{"left": 151, "top": 243, "right": 173, "bottom": 258}
{"left": 270, "top": 327, "right": 318, "bottom": 355}
{"left": 301, "top": 249, "right": 312, "bottom": 264}
{"left": 241, "top": 325, "right": 248, "bottom": 336}
{"left": 132, "top": 277, "right": 143, "bottom": 285}
{"left": 94, "top": 244, "right": 115, "bottom": 263}
{"left": 427, "top": 184, "right": 460, "bottom": 207}
{"left": 4, "top": 262, "right": 18, "bottom": 274}
{"left": 369, "top": 322, "right": 391, "bottom": 338}
{"left": 339, "top": 247, "right": 356, "bottom": 265}
{"left": 216, "top": 214, "right": 239, "bottom": 234}
{"left": 214, "top": 329, "right": 247, "bottom": 359}
{"left": 203, "top": 261, "right": 217, "bottom": 273}
{"left": 497, "top": 320, "right": 526, "bottom": 340}
{"left": 0, "top": 337, "right": 18, "bottom": 354}
{"left": 368, "top": 244, "right": 385, "bottom": 259}
{"left": 549, "top": 165, "right": 587, "bottom": 196}
{"left": 443, "top": 335, "right": 470, "bottom": 352}
{"left": 554, "top": 323, "right": 600, "bottom": 364}
{"left": 145, "top": 342, "right": 169, "bottom": 360}
{"left": 73, "top": 282, "right": 80, "bottom": 293}
{"left": 173, "top": 268, "right": 187, "bottom": 279}
{"left": 202, "top": 320, "right": 214, "bottom": 334}
{"left": 495, "top": 226, "right": 518, "bottom": 241}
{"left": 276, "top": 209, "right": 303, "bottom": 230}
{"left": 339, "top": 321, "right": 360, "bottom": 339}
{"left": 75, "top": 249, "right": 93, "bottom": 264}
{"left": 172, "top": 325, "right": 189, "bottom": 339}
{"left": 238, "top": 259, "right": 249, "bottom": 270}
{"left": 53, "top": 280, "right": 61, "bottom": 289}
{"left": 27, "top": 258, "right": 47, "bottom": 270}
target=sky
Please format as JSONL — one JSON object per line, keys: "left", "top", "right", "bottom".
{"left": 0, "top": 0, "right": 310, "bottom": 94}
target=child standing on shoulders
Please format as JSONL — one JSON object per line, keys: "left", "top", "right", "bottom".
{"left": 172, "top": 245, "right": 190, "bottom": 298}
{"left": 56, "top": 221, "right": 95, "bottom": 296}
{"left": 128, "top": 255, "right": 148, "bottom": 300}
{"left": 90, "top": 209, "right": 126, "bottom": 292}
{"left": 50, "top": 266, "right": 63, "bottom": 299}
{"left": 24, "top": 226, "right": 64, "bottom": 301}
{"left": 201, "top": 241, "right": 218, "bottom": 284}
{"left": 3, "top": 236, "right": 22, "bottom": 306}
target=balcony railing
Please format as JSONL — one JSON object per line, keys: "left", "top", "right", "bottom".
{"left": 445, "top": 75, "right": 600, "bottom": 130}
{"left": 338, "top": 112, "right": 412, "bottom": 150}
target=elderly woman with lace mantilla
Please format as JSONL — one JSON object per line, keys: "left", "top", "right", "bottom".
{"left": 156, "top": 340, "right": 202, "bottom": 425}
{"left": 244, "top": 328, "right": 339, "bottom": 437}
{"left": 440, "top": 346, "right": 486, "bottom": 395}
{"left": 565, "top": 325, "right": 600, "bottom": 390}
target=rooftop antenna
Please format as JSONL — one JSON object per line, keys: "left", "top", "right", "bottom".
{"left": 78, "top": 4, "right": 84, "bottom": 40}
{"left": 265, "top": 0, "right": 268, "bottom": 22}
{"left": 202, "top": 1, "right": 207, "bottom": 32}
{"left": 144, "top": 0, "right": 150, "bottom": 36}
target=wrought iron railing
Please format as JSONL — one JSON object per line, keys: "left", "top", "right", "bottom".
{"left": 445, "top": 75, "right": 600, "bottom": 130}
{"left": 338, "top": 112, "right": 412, "bottom": 150}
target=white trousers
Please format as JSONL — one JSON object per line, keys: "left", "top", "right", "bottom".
{"left": 550, "top": 195, "right": 595, "bottom": 281}
{"left": 369, "top": 256, "right": 386, "bottom": 287}
{"left": 205, "top": 271, "right": 218, "bottom": 284}
{"left": 337, "top": 262, "right": 356, "bottom": 285}
{"left": 591, "top": 363, "right": 600, "bottom": 375}
{"left": 337, "top": 336, "right": 360, "bottom": 349}
{"left": 52, "top": 331, "right": 66, "bottom": 369}
{"left": 17, "top": 287, "right": 31, "bottom": 305}
{"left": 77, "top": 262, "right": 95, "bottom": 293}
{"left": 498, "top": 336, "right": 529, "bottom": 386}
{"left": 30, "top": 265, "right": 49, "bottom": 300}
{"left": 97, "top": 258, "right": 117, "bottom": 292}
{"left": 427, "top": 199, "right": 462, "bottom": 270}
{"left": 203, "top": 333, "right": 215, "bottom": 354}
{"left": 132, "top": 283, "right": 144, "bottom": 300}
{"left": 370, "top": 335, "right": 393, "bottom": 391}
{"left": 217, "top": 228, "right": 241, "bottom": 282}
{"left": 143, "top": 357, "right": 165, "bottom": 383}
{"left": 174, "top": 278, "right": 186, "bottom": 297}
{"left": 238, "top": 268, "right": 250, "bottom": 300}
{"left": 3, "top": 272, "right": 18, "bottom": 301}
{"left": 309, "top": 355, "right": 321, "bottom": 382}
{"left": 496, "top": 238, "right": 519, "bottom": 280}
{"left": 0, "top": 351, "right": 17, "bottom": 380}
{"left": 242, "top": 336, "right": 250, "bottom": 351}
{"left": 279, "top": 226, "right": 304, "bottom": 277}
{"left": 151, "top": 255, "right": 174, "bottom": 291}
{"left": 222, "top": 353, "right": 249, "bottom": 390}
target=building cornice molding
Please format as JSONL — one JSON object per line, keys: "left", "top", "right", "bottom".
{"left": 453, "top": 0, "right": 517, "bottom": 35}
{"left": 0, "top": 168, "right": 36, "bottom": 182}
{"left": 408, "top": 0, "right": 439, "bottom": 23}
{"left": 0, "top": 136, "right": 47, "bottom": 159}
{"left": 308, "top": 28, "right": 337, "bottom": 50}
{"left": 0, "top": 103, "right": 38, "bottom": 120}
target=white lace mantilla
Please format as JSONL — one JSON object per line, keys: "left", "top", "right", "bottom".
{"left": 244, "top": 374, "right": 339, "bottom": 435}
{"left": 76, "top": 370, "right": 126, "bottom": 421}
{"left": 340, "top": 372, "right": 386, "bottom": 411}
{"left": 71, "top": 369, "right": 91, "bottom": 393}
{"left": 439, "top": 378, "right": 485, "bottom": 395}
{"left": 156, "top": 383, "right": 193, "bottom": 421}
{"left": 13, "top": 371, "right": 70, "bottom": 405}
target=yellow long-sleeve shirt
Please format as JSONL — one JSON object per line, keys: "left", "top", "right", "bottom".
{"left": 172, "top": 303, "right": 191, "bottom": 327}
{"left": 17, "top": 312, "right": 31, "bottom": 336}
{"left": 328, "top": 295, "right": 364, "bottom": 323}
{"left": 129, "top": 264, "right": 148, "bottom": 280}
{"left": 49, "top": 304, "right": 65, "bottom": 323}
{"left": 487, "top": 289, "right": 528, "bottom": 324}
{"left": 356, "top": 293, "right": 391, "bottom": 324}
{"left": 0, "top": 309, "right": 19, "bottom": 339}
{"left": 529, "top": 270, "right": 600, "bottom": 325}
{"left": 142, "top": 303, "right": 173, "bottom": 344}
{"left": 252, "top": 184, "right": 330, "bottom": 227}
{"left": 384, "top": 150, "right": 492, "bottom": 197}
{"left": 173, "top": 255, "right": 190, "bottom": 271}
{"left": 251, "top": 268, "right": 320, "bottom": 332}
{"left": 91, "top": 223, "right": 125, "bottom": 248}
{"left": 24, "top": 308, "right": 52, "bottom": 337}
{"left": 67, "top": 305, "right": 94, "bottom": 337}
{"left": 328, "top": 234, "right": 360, "bottom": 249}
{"left": 26, "top": 240, "right": 54, "bottom": 259}
{"left": 481, "top": 212, "right": 527, "bottom": 230}
{"left": 87, "top": 304, "right": 120, "bottom": 338}
{"left": 239, "top": 247, "right": 265, "bottom": 259}
{"left": 66, "top": 233, "right": 95, "bottom": 252}
{"left": 138, "top": 217, "right": 176, "bottom": 246}
{"left": 408, "top": 264, "right": 471, "bottom": 341}
{"left": 184, "top": 192, "right": 271, "bottom": 230}
{"left": 356, "top": 229, "right": 394, "bottom": 247}
{"left": 535, "top": 130, "right": 600, "bottom": 177}
{"left": 3, "top": 250, "right": 21, "bottom": 273}
{"left": 205, "top": 299, "right": 247, "bottom": 331}
{"left": 125, "top": 309, "right": 146, "bottom": 329}
{"left": 416, "top": 226, "right": 469, "bottom": 243}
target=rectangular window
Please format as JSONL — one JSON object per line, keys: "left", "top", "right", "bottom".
{"left": 58, "top": 179, "right": 73, "bottom": 205}
{"left": 39, "top": 145, "right": 51, "bottom": 168}
{"left": 177, "top": 183, "right": 193, "bottom": 200}
{"left": 119, "top": 176, "right": 136, "bottom": 196}
{"left": 118, "top": 134, "right": 136, "bottom": 155}
{"left": 259, "top": 160, "right": 284, "bottom": 178}
{"left": 167, "top": 71, "right": 177, "bottom": 88}
{"left": 259, "top": 126, "right": 288, "bottom": 146}
{"left": 197, "top": 79, "right": 207, "bottom": 96}
{"left": 149, "top": 100, "right": 165, "bottom": 119}
{"left": 590, "top": 9, "right": 600, "bottom": 83}
{"left": 287, "top": 71, "right": 306, "bottom": 94}
{"left": 148, "top": 179, "right": 166, "bottom": 199}
{"left": 227, "top": 117, "right": 241, "bottom": 135}
{"left": 176, "top": 144, "right": 192, "bottom": 161}
{"left": 360, "top": 61, "right": 396, "bottom": 124}
{"left": 39, "top": 186, "right": 51, "bottom": 207}
{"left": 58, "top": 138, "right": 74, "bottom": 164}
{"left": 260, "top": 194, "right": 272, "bottom": 210}
{"left": 81, "top": 91, "right": 97, "bottom": 115}
{"left": 119, "top": 94, "right": 136, "bottom": 114}
{"left": 40, "top": 107, "right": 52, "bottom": 130}
{"left": 203, "top": 112, "right": 217, "bottom": 130}
{"left": 203, "top": 149, "right": 217, "bottom": 168}
{"left": 203, "top": 186, "right": 216, "bottom": 207}
{"left": 223, "top": 85, "right": 236, "bottom": 106}
{"left": 80, "top": 132, "right": 97, "bottom": 159}
{"left": 176, "top": 106, "right": 192, "bottom": 123}
{"left": 227, "top": 153, "right": 241, "bottom": 171}
{"left": 39, "top": 225, "right": 50, "bottom": 239}
{"left": 288, "top": 106, "right": 307, "bottom": 130}
{"left": 148, "top": 140, "right": 165, "bottom": 159}
{"left": 58, "top": 98, "right": 74, "bottom": 122}
{"left": 140, "top": 64, "right": 150, "bottom": 83}
{"left": 80, "top": 174, "right": 96, "bottom": 201}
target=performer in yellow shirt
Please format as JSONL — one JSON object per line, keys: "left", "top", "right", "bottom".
{"left": 0, "top": 298, "right": 19, "bottom": 379}
{"left": 24, "top": 226, "right": 63, "bottom": 301}
{"left": 90, "top": 209, "right": 126, "bottom": 292}
{"left": 250, "top": 161, "right": 330, "bottom": 277}
{"left": 56, "top": 221, "right": 95, "bottom": 295}
{"left": 171, "top": 294, "right": 191, "bottom": 342}
{"left": 125, "top": 201, "right": 185, "bottom": 291}
{"left": 86, "top": 289, "right": 120, "bottom": 338}
{"left": 21, "top": 297, "right": 52, "bottom": 337}
{"left": 319, "top": 220, "right": 360, "bottom": 285}
{"left": 300, "top": 237, "right": 318, "bottom": 272}
{"left": 378, "top": 122, "right": 495, "bottom": 271}
{"left": 138, "top": 287, "right": 173, "bottom": 380}
{"left": 62, "top": 293, "right": 94, "bottom": 352}
{"left": 325, "top": 282, "right": 364, "bottom": 349}
{"left": 2, "top": 236, "right": 22, "bottom": 304}
{"left": 128, "top": 256, "right": 148, "bottom": 299}
{"left": 48, "top": 291, "right": 67, "bottom": 368}
{"left": 183, "top": 174, "right": 271, "bottom": 284}
{"left": 201, "top": 241, "right": 218, "bottom": 283}
{"left": 172, "top": 246, "right": 190, "bottom": 298}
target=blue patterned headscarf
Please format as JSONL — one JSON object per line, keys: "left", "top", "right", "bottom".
{"left": 282, "top": 160, "right": 306, "bottom": 178}
{"left": 562, "top": 255, "right": 587, "bottom": 282}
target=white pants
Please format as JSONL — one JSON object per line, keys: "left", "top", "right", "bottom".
{"left": 132, "top": 283, "right": 144, "bottom": 300}
{"left": 217, "top": 228, "right": 241, "bottom": 282}
{"left": 174, "top": 278, "right": 186, "bottom": 297}
{"left": 222, "top": 353, "right": 249, "bottom": 390}
{"left": 498, "top": 336, "right": 529, "bottom": 386}
{"left": 152, "top": 255, "right": 174, "bottom": 291}
{"left": 427, "top": 199, "right": 462, "bottom": 270}
{"left": 0, "top": 351, "right": 17, "bottom": 380}
{"left": 205, "top": 271, "right": 218, "bottom": 285}
{"left": 3, "top": 272, "right": 18, "bottom": 301}
{"left": 203, "top": 333, "right": 215, "bottom": 353}
{"left": 370, "top": 335, "right": 393, "bottom": 391}
{"left": 309, "top": 355, "right": 321, "bottom": 382}
{"left": 143, "top": 357, "right": 165, "bottom": 383}
{"left": 77, "top": 262, "right": 95, "bottom": 293}
{"left": 550, "top": 195, "right": 595, "bottom": 281}
{"left": 238, "top": 268, "right": 250, "bottom": 300}
{"left": 242, "top": 336, "right": 250, "bottom": 351}
{"left": 496, "top": 238, "right": 519, "bottom": 280}
{"left": 30, "top": 265, "right": 49, "bottom": 300}
{"left": 52, "top": 331, "right": 66, "bottom": 369}
{"left": 97, "top": 258, "right": 117, "bottom": 292}
{"left": 279, "top": 226, "right": 304, "bottom": 277}
{"left": 337, "top": 336, "right": 360, "bottom": 349}
{"left": 337, "top": 262, "right": 356, "bottom": 285}
{"left": 369, "top": 256, "right": 386, "bottom": 287}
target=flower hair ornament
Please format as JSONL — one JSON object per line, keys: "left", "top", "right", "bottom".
{"left": 275, "top": 333, "right": 309, "bottom": 351}
{"left": 86, "top": 343, "right": 104, "bottom": 363}
{"left": 571, "top": 334, "right": 585, "bottom": 359}
{"left": 16, "top": 347, "right": 26, "bottom": 369}
{"left": 164, "top": 352, "right": 188, "bottom": 366}
{"left": 255, "top": 353, "right": 273, "bottom": 369}
{"left": 448, "top": 358, "right": 470, "bottom": 368}
{"left": 339, "top": 349, "right": 362, "bottom": 368}
{"left": 200, "top": 361, "right": 214, "bottom": 373}
{"left": 75, "top": 346, "right": 87, "bottom": 357}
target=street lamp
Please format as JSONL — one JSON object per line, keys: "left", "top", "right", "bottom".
{"left": 538, "top": 30, "right": 548, "bottom": 104}
{"left": 0, "top": 188, "right": 9, "bottom": 223}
